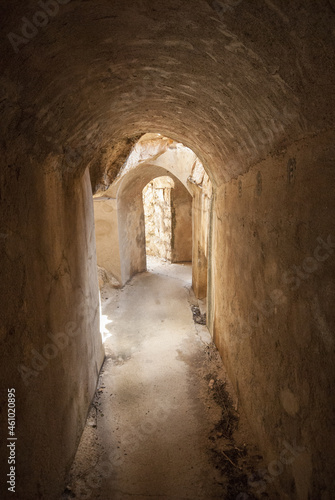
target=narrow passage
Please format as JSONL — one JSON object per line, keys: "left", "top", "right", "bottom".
{"left": 64, "top": 259, "right": 275, "bottom": 500}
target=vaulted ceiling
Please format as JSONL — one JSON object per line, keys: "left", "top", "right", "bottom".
{"left": 1, "top": 0, "right": 334, "bottom": 187}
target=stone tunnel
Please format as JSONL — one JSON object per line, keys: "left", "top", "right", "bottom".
{"left": 0, "top": 1, "right": 334, "bottom": 498}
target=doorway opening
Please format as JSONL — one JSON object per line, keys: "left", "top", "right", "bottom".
{"left": 143, "top": 176, "right": 174, "bottom": 263}
{"left": 93, "top": 133, "right": 211, "bottom": 299}
{"left": 142, "top": 175, "right": 193, "bottom": 272}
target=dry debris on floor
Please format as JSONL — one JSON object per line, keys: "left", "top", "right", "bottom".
{"left": 191, "top": 305, "right": 207, "bottom": 325}
{"left": 201, "top": 343, "right": 277, "bottom": 500}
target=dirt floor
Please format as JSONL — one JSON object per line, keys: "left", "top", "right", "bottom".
{"left": 62, "top": 258, "right": 279, "bottom": 500}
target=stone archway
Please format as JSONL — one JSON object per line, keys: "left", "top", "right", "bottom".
{"left": 93, "top": 134, "right": 211, "bottom": 298}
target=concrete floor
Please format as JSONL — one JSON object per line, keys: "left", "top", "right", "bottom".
{"left": 64, "top": 258, "right": 275, "bottom": 500}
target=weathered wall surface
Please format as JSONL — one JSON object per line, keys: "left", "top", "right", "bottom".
{"left": 143, "top": 177, "right": 173, "bottom": 261}
{"left": 94, "top": 197, "right": 122, "bottom": 284}
{"left": 117, "top": 174, "right": 148, "bottom": 285}
{"left": 189, "top": 164, "right": 212, "bottom": 299}
{"left": 0, "top": 166, "right": 104, "bottom": 499}
{"left": 142, "top": 175, "right": 192, "bottom": 263}
{"left": 171, "top": 180, "right": 192, "bottom": 263}
{"left": 209, "top": 130, "right": 335, "bottom": 499}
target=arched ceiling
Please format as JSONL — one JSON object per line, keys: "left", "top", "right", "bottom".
{"left": 116, "top": 164, "right": 186, "bottom": 202}
{"left": 1, "top": 0, "right": 334, "bottom": 188}
{"left": 101, "top": 134, "right": 200, "bottom": 197}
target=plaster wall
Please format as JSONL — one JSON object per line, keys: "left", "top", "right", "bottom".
{"left": 209, "top": 130, "right": 335, "bottom": 499}
{"left": 171, "top": 181, "right": 192, "bottom": 263}
{"left": 147, "top": 144, "right": 198, "bottom": 187}
{"left": 94, "top": 197, "right": 122, "bottom": 284}
{"left": 118, "top": 179, "right": 147, "bottom": 285}
{"left": 190, "top": 172, "right": 212, "bottom": 299}
{"left": 0, "top": 167, "right": 104, "bottom": 499}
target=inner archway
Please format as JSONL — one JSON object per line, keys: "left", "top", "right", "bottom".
{"left": 93, "top": 133, "right": 211, "bottom": 301}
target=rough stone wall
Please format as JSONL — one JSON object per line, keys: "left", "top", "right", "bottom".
{"left": 208, "top": 130, "right": 335, "bottom": 499}
{"left": 143, "top": 177, "right": 173, "bottom": 261}
{"left": 142, "top": 175, "right": 192, "bottom": 263}
{"left": 0, "top": 166, "right": 104, "bottom": 500}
